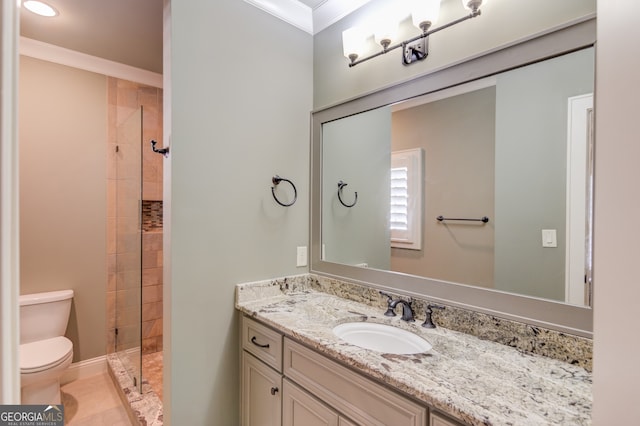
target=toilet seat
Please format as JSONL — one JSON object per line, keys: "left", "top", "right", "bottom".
{"left": 20, "top": 337, "right": 73, "bottom": 374}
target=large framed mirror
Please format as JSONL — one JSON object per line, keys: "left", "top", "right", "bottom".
{"left": 311, "top": 16, "right": 595, "bottom": 337}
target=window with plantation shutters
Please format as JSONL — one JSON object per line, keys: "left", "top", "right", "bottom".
{"left": 390, "top": 167, "right": 409, "bottom": 232}
{"left": 390, "top": 148, "right": 423, "bottom": 250}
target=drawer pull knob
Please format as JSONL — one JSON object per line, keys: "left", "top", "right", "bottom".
{"left": 251, "top": 336, "right": 270, "bottom": 348}
{"left": 270, "top": 387, "right": 279, "bottom": 395}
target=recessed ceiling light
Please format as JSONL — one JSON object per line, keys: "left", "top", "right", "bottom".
{"left": 23, "top": 1, "right": 58, "bottom": 17}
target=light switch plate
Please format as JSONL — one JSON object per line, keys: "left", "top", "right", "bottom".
{"left": 297, "top": 246, "right": 307, "bottom": 267}
{"left": 541, "top": 229, "right": 557, "bottom": 247}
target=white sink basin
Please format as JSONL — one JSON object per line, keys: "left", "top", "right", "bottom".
{"left": 332, "top": 322, "right": 432, "bottom": 355}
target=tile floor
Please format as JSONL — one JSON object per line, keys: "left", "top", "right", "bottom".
{"left": 61, "top": 372, "right": 132, "bottom": 425}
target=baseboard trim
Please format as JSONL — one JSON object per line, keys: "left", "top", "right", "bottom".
{"left": 61, "top": 355, "right": 107, "bottom": 385}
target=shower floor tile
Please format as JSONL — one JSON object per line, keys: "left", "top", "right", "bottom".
{"left": 143, "top": 351, "right": 163, "bottom": 401}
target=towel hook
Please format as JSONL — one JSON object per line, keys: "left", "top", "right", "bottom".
{"left": 150, "top": 140, "right": 169, "bottom": 157}
{"left": 337, "top": 180, "right": 358, "bottom": 208}
{"left": 271, "top": 175, "right": 297, "bottom": 207}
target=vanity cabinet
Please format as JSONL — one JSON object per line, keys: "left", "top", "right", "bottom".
{"left": 241, "top": 315, "right": 430, "bottom": 426}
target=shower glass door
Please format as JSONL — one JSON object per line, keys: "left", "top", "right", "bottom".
{"left": 115, "top": 107, "right": 143, "bottom": 392}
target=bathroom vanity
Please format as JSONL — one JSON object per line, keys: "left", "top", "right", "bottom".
{"left": 236, "top": 275, "right": 592, "bottom": 426}
{"left": 242, "top": 316, "right": 431, "bottom": 426}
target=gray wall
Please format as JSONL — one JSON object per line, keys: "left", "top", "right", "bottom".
{"left": 493, "top": 48, "right": 594, "bottom": 300}
{"left": 19, "top": 56, "right": 107, "bottom": 362}
{"left": 322, "top": 107, "right": 391, "bottom": 270}
{"left": 169, "top": 1, "right": 312, "bottom": 424}
{"left": 391, "top": 88, "right": 495, "bottom": 287}
{"left": 166, "top": 0, "right": 596, "bottom": 424}
{"left": 313, "top": 0, "right": 596, "bottom": 109}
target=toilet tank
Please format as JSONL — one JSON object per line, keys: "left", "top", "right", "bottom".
{"left": 19, "top": 290, "right": 74, "bottom": 344}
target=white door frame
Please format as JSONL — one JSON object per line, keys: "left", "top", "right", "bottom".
{"left": 0, "top": 0, "right": 21, "bottom": 404}
{"left": 565, "top": 93, "right": 594, "bottom": 306}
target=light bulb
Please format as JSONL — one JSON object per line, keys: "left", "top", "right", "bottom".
{"left": 462, "top": 0, "right": 486, "bottom": 12}
{"left": 372, "top": 4, "right": 401, "bottom": 49}
{"left": 373, "top": 19, "right": 398, "bottom": 49}
{"left": 411, "top": 0, "right": 441, "bottom": 31}
{"left": 342, "top": 27, "right": 365, "bottom": 62}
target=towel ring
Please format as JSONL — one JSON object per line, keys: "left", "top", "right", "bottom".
{"left": 271, "top": 175, "right": 297, "bottom": 207}
{"left": 337, "top": 180, "right": 358, "bottom": 208}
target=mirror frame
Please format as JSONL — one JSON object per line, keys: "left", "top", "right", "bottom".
{"left": 311, "top": 16, "right": 596, "bottom": 338}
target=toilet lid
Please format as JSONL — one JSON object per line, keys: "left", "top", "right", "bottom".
{"left": 20, "top": 337, "right": 73, "bottom": 373}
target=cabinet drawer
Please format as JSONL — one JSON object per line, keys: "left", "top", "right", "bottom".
{"left": 242, "top": 316, "right": 283, "bottom": 372}
{"left": 284, "top": 338, "right": 426, "bottom": 426}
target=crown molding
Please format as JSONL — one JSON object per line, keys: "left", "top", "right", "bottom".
{"left": 244, "top": 0, "right": 313, "bottom": 34}
{"left": 19, "top": 37, "right": 163, "bottom": 88}
{"left": 313, "top": 0, "right": 373, "bottom": 34}
{"left": 244, "top": 0, "right": 373, "bottom": 35}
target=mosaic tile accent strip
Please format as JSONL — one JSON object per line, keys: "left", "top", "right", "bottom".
{"left": 142, "top": 200, "right": 163, "bottom": 232}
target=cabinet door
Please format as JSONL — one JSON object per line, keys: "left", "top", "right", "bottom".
{"left": 242, "top": 352, "right": 282, "bottom": 426}
{"left": 283, "top": 379, "right": 339, "bottom": 426}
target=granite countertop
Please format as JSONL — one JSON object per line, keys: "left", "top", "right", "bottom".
{"left": 235, "top": 279, "right": 592, "bottom": 426}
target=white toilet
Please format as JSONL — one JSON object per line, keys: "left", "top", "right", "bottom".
{"left": 19, "top": 290, "right": 74, "bottom": 404}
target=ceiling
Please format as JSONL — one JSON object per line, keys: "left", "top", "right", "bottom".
{"left": 19, "top": 0, "right": 367, "bottom": 74}
{"left": 298, "top": 0, "right": 330, "bottom": 8}
{"left": 20, "top": 0, "right": 164, "bottom": 73}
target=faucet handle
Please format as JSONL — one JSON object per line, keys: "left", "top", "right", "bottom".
{"left": 422, "top": 304, "right": 445, "bottom": 328}
{"left": 379, "top": 291, "right": 396, "bottom": 317}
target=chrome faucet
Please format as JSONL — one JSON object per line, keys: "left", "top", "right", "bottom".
{"left": 379, "top": 291, "right": 414, "bottom": 322}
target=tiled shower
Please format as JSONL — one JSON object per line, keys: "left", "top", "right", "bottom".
{"left": 106, "top": 77, "right": 164, "bottom": 404}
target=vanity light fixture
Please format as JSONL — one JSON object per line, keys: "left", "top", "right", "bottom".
{"left": 22, "top": 0, "right": 58, "bottom": 17}
{"left": 342, "top": 0, "right": 487, "bottom": 67}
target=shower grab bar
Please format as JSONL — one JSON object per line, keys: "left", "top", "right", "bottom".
{"left": 271, "top": 175, "right": 297, "bottom": 207}
{"left": 437, "top": 215, "right": 489, "bottom": 223}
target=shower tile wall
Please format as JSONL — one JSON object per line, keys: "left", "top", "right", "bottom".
{"left": 107, "top": 78, "right": 163, "bottom": 354}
